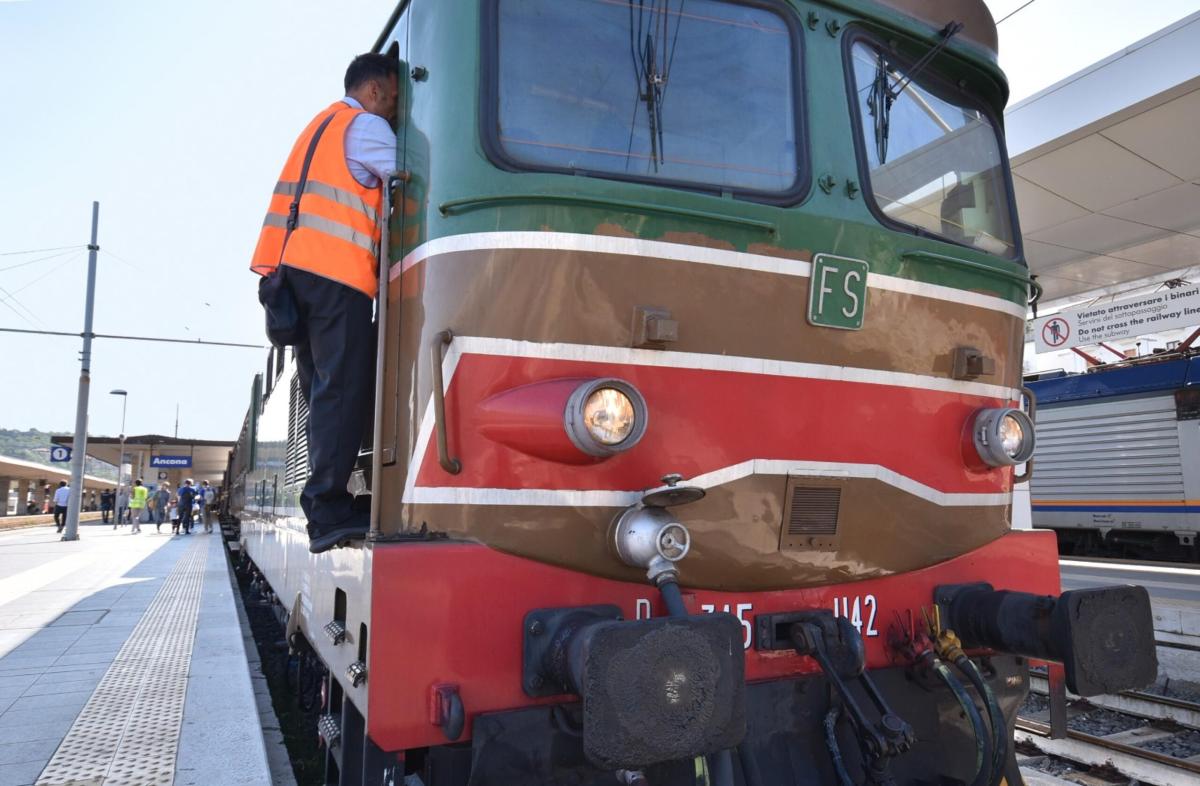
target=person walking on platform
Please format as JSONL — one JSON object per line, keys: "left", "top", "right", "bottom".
{"left": 177, "top": 479, "right": 197, "bottom": 535}
{"left": 128, "top": 480, "right": 148, "bottom": 534}
{"left": 115, "top": 486, "right": 129, "bottom": 527}
{"left": 100, "top": 488, "right": 114, "bottom": 524}
{"left": 199, "top": 480, "right": 216, "bottom": 533}
{"left": 52, "top": 481, "right": 70, "bottom": 533}
{"left": 155, "top": 482, "right": 171, "bottom": 533}
{"left": 250, "top": 53, "right": 399, "bottom": 555}
{"left": 194, "top": 480, "right": 207, "bottom": 533}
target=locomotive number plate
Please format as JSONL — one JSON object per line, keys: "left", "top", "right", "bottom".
{"left": 807, "top": 254, "right": 868, "bottom": 330}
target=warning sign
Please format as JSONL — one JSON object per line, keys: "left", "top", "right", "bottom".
{"left": 1041, "top": 317, "right": 1070, "bottom": 348}
{"left": 1031, "top": 285, "right": 1200, "bottom": 354}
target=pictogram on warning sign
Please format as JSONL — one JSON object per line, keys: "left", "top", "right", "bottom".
{"left": 1042, "top": 317, "right": 1070, "bottom": 348}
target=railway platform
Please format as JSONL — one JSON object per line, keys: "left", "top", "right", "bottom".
{"left": 0, "top": 520, "right": 272, "bottom": 785}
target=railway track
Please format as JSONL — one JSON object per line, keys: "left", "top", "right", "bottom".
{"left": 1018, "top": 672, "right": 1200, "bottom": 784}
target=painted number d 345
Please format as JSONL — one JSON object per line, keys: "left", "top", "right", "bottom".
{"left": 808, "top": 253, "right": 868, "bottom": 330}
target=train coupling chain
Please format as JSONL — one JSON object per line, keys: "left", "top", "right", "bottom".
{"left": 788, "top": 612, "right": 914, "bottom": 765}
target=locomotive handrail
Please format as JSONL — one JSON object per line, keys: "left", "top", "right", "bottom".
{"left": 431, "top": 329, "right": 462, "bottom": 475}
{"left": 370, "top": 174, "right": 402, "bottom": 538}
{"left": 1014, "top": 385, "right": 1037, "bottom": 484}
{"left": 438, "top": 193, "right": 777, "bottom": 235}
{"left": 900, "top": 249, "right": 1033, "bottom": 291}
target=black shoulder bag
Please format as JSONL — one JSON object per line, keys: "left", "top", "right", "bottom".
{"left": 258, "top": 111, "right": 339, "bottom": 348}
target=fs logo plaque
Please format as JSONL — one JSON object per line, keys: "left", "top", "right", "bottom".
{"left": 808, "top": 254, "right": 868, "bottom": 330}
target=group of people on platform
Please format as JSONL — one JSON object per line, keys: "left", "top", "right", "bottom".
{"left": 99, "top": 479, "right": 217, "bottom": 535}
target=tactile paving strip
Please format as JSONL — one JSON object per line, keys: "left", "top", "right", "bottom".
{"left": 36, "top": 538, "right": 208, "bottom": 786}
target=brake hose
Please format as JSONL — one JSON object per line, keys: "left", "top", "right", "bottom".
{"left": 934, "top": 626, "right": 1007, "bottom": 786}
{"left": 823, "top": 703, "right": 856, "bottom": 786}
{"left": 931, "top": 660, "right": 990, "bottom": 786}
{"left": 656, "top": 576, "right": 735, "bottom": 786}
{"left": 953, "top": 656, "right": 1007, "bottom": 786}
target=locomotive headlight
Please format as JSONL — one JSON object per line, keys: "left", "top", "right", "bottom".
{"left": 973, "top": 407, "right": 1035, "bottom": 466}
{"left": 565, "top": 379, "right": 648, "bottom": 457}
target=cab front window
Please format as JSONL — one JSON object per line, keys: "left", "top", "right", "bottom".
{"left": 487, "top": 0, "right": 803, "bottom": 200}
{"left": 848, "top": 39, "right": 1018, "bottom": 258}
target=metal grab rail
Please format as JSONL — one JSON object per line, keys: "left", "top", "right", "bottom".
{"left": 1014, "top": 385, "right": 1037, "bottom": 485}
{"left": 431, "top": 329, "right": 462, "bottom": 474}
{"left": 369, "top": 173, "right": 405, "bottom": 538}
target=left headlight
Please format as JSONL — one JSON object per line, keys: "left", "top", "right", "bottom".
{"left": 972, "top": 407, "right": 1035, "bottom": 466}
{"left": 565, "top": 379, "right": 648, "bottom": 457}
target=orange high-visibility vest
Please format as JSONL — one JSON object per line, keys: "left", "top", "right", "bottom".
{"left": 250, "top": 101, "right": 383, "bottom": 298}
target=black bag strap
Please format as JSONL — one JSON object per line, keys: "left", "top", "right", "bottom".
{"left": 279, "top": 109, "right": 341, "bottom": 263}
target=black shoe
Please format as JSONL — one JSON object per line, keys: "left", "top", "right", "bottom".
{"left": 308, "top": 520, "right": 369, "bottom": 554}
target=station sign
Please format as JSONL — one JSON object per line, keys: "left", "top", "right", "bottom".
{"left": 1031, "top": 284, "right": 1200, "bottom": 354}
{"left": 151, "top": 455, "right": 192, "bottom": 468}
{"left": 50, "top": 446, "right": 71, "bottom": 462}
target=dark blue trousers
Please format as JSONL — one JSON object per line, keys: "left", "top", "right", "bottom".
{"left": 284, "top": 266, "right": 374, "bottom": 531}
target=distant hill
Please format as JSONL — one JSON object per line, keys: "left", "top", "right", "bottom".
{"left": 0, "top": 428, "right": 118, "bottom": 481}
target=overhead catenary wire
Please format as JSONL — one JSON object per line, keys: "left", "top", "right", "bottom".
{"left": 0, "top": 326, "right": 265, "bottom": 349}
{"left": 0, "top": 281, "right": 49, "bottom": 329}
{"left": 98, "top": 248, "right": 144, "bottom": 270}
{"left": 0, "top": 247, "right": 83, "bottom": 274}
{"left": 0, "top": 245, "right": 83, "bottom": 257}
{"left": 996, "top": 0, "right": 1037, "bottom": 25}
{"left": 2, "top": 252, "right": 84, "bottom": 298}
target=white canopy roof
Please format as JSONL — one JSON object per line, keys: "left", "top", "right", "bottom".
{"left": 1006, "top": 12, "right": 1200, "bottom": 307}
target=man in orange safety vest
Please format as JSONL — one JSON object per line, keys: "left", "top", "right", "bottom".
{"left": 250, "top": 53, "right": 398, "bottom": 554}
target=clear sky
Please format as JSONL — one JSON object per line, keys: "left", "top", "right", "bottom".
{"left": 0, "top": 0, "right": 1196, "bottom": 441}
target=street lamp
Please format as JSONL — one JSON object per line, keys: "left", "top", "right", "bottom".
{"left": 111, "top": 390, "right": 128, "bottom": 524}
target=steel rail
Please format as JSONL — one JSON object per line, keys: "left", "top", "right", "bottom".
{"left": 1015, "top": 717, "right": 1200, "bottom": 779}
{"left": 1028, "top": 672, "right": 1200, "bottom": 730}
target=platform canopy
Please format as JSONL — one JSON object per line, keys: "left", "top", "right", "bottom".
{"left": 51, "top": 434, "right": 233, "bottom": 487}
{"left": 0, "top": 454, "right": 109, "bottom": 491}
{"left": 1006, "top": 12, "right": 1200, "bottom": 307}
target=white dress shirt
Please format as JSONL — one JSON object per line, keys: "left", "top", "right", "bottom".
{"left": 341, "top": 96, "right": 398, "bottom": 188}
{"left": 53, "top": 486, "right": 70, "bottom": 506}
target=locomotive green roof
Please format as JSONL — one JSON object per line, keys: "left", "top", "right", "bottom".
{"left": 870, "top": 0, "right": 999, "bottom": 56}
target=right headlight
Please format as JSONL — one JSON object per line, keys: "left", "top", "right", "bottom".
{"left": 972, "top": 407, "right": 1035, "bottom": 466}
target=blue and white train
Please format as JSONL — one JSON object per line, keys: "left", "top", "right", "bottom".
{"left": 1026, "top": 352, "right": 1200, "bottom": 561}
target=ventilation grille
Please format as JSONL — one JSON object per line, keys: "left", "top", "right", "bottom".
{"left": 786, "top": 487, "right": 841, "bottom": 536}
{"left": 285, "top": 374, "right": 310, "bottom": 487}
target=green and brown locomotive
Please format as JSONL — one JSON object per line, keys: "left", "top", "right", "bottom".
{"left": 226, "top": 0, "right": 1157, "bottom": 783}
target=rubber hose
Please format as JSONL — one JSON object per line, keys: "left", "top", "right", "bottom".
{"left": 736, "top": 744, "right": 766, "bottom": 786}
{"left": 658, "top": 578, "right": 689, "bottom": 618}
{"left": 707, "top": 749, "right": 734, "bottom": 786}
{"left": 823, "top": 704, "right": 856, "bottom": 786}
{"left": 954, "top": 656, "right": 1007, "bottom": 786}
{"left": 932, "top": 660, "right": 990, "bottom": 786}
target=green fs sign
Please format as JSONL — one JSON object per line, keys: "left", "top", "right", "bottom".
{"left": 808, "top": 254, "right": 868, "bottom": 330}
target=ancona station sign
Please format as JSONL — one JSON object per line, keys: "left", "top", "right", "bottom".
{"left": 1031, "top": 284, "right": 1200, "bottom": 354}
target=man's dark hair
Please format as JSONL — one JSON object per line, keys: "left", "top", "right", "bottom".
{"left": 344, "top": 53, "right": 399, "bottom": 93}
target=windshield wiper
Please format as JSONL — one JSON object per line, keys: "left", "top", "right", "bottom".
{"left": 640, "top": 32, "right": 665, "bottom": 170}
{"left": 867, "top": 21, "right": 964, "bottom": 165}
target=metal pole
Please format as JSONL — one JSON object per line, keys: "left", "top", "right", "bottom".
{"left": 63, "top": 202, "right": 100, "bottom": 541}
{"left": 116, "top": 398, "right": 127, "bottom": 524}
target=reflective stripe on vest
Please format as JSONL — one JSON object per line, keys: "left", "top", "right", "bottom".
{"left": 273, "top": 179, "right": 376, "bottom": 219}
{"left": 249, "top": 102, "right": 384, "bottom": 298}
{"left": 261, "top": 212, "right": 378, "bottom": 257}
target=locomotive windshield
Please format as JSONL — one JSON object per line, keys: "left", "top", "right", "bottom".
{"left": 849, "top": 39, "right": 1018, "bottom": 259}
{"left": 489, "top": 0, "right": 801, "bottom": 197}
